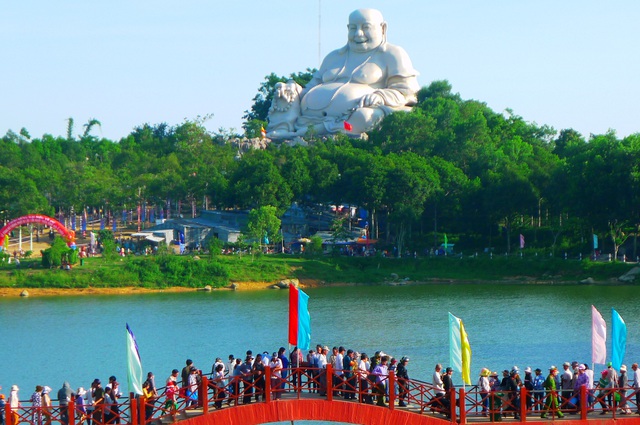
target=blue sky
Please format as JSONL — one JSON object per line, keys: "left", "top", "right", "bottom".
{"left": 1, "top": 1, "right": 638, "bottom": 141}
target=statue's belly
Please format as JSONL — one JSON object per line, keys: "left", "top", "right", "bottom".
{"left": 301, "top": 82, "right": 375, "bottom": 117}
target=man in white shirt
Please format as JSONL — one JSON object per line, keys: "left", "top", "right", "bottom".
{"left": 631, "top": 363, "right": 640, "bottom": 415}
{"left": 211, "top": 358, "right": 225, "bottom": 376}
{"left": 318, "top": 346, "right": 329, "bottom": 396}
{"left": 561, "top": 362, "right": 573, "bottom": 403}
{"left": 333, "top": 346, "right": 344, "bottom": 396}
{"left": 431, "top": 363, "right": 445, "bottom": 412}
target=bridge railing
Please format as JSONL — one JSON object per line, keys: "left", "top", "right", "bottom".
{"left": 4, "top": 397, "right": 137, "bottom": 425}
{"left": 7, "top": 372, "right": 640, "bottom": 425}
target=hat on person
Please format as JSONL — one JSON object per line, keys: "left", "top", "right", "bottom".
{"left": 0, "top": 395, "right": 4, "bottom": 400}
{"left": 601, "top": 370, "right": 608, "bottom": 376}
{"left": 502, "top": 369, "right": 510, "bottom": 374}
{"left": 92, "top": 379, "right": 101, "bottom": 385}
{"left": 563, "top": 362, "right": 570, "bottom": 367}
{"left": 607, "top": 362, "right": 613, "bottom": 367}
{"left": 401, "top": 356, "right": 409, "bottom": 363}
{"left": 480, "top": 368, "right": 490, "bottom": 377}
{"left": 391, "top": 358, "right": 398, "bottom": 364}
{"left": 490, "top": 371, "right": 498, "bottom": 377}
{"left": 446, "top": 367, "right": 453, "bottom": 373}
{"left": 76, "top": 387, "right": 87, "bottom": 396}
{"left": 549, "top": 365, "right": 557, "bottom": 371}
{"left": 42, "top": 386, "right": 52, "bottom": 395}
{"left": 109, "top": 376, "right": 117, "bottom": 382}
{"left": 620, "top": 365, "right": 627, "bottom": 372}
{"left": 524, "top": 367, "right": 532, "bottom": 373}
{"left": 578, "top": 364, "right": 586, "bottom": 371}
{"left": 535, "top": 368, "right": 542, "bottom": 372}
{"left": 11, "top": 385, "right": 19, "bottom": 391}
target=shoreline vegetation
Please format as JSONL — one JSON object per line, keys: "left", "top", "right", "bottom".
{"left": 1, "top": 250, "right": 638, "bottom": 298}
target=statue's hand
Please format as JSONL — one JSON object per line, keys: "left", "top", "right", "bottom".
{"left": 358, "top": 92, "right": 385, "bottom": 108}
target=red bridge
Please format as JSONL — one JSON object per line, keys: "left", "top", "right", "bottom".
{"left": 6, "top": 365, "right": 640, "bottom": 425}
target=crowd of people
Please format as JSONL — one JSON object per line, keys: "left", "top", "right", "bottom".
{"left": 2, "top": 352, "right": 640, "bottom": 425}
{"left": 472, "top": 361, "right": 640, "bottom": 419}
{"left": 0, "top": 375, "right": 155, "bottom": 425}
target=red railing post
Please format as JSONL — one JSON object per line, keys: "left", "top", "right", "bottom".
{"left": 69, "top": 398, "right": 76, "bottom": 425}
{"left": 520, "top": 387, "right": 527, "bottom": 422}
{"left": 326, "top": 364, "right": 334, "bottom": 402}
{"left": 139, "top": 395, "right": 146, "bottom": 425}
{"left": 200, "top": 376, "right": 208, "bottom": 415}
{"left": 265, "top": 365, "right": 272, "bottom": 403}
{"left": 449, "top": 387, "right": 457, "bottom": 423}
{"left": 458, "top": 388, "right": 466, "bottom": 424}
{"left": 389, "top": 370, "right": 396, "bottom": 411}
{"left": 580, "top": 385, "right": 587, "bottom": 420}
{"left": 5, "top": 404, "right": 13, "bottom": 425}
{"left": 130, "top": 397, "right": 138, "bottom": 425}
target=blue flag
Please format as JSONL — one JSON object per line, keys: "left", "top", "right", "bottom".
{"left": 611, "top": 308, "right": 626, "bottom": 370}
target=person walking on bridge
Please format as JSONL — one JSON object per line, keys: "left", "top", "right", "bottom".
{"left": 542, "top": 366, "right": 564, "bottom": 419}
{"left": 396, "top": 357, "right": 410, "bottom": 407}
{"left": 372, "top": 356, "right": 389, "bottom": 407}
{"left": 631, "top": 363, "right": 640, "bottom": 415}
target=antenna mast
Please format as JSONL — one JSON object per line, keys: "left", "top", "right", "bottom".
{"left": 318, "top": 0, "right": 322, "bottom": 67}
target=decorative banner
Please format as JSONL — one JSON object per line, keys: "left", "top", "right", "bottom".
{"left": 449, "top": 312, "right": 472, "bottom": 385}
{"left": 591, "top": 305, "right": 607, "bottom": 365}
{"left": 288, "top": 284, "right": 311, "bottom": 350}
{"left": 593, "top": 234, "right": 598, "bottom": 250}
{"left": 81, "top": 211, "right": 87, "bottom": 233}
{"left": 611, "top": 308, "right": 627, "bottom": 370}
{"left": 519, "top": 234, "right": 525, "bottom": 249}
{"left": 126, "top": 323, "right": 144, "bottom": 395}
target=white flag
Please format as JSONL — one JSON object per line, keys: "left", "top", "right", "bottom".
{"left": 591, "top": 305, "right": 607, "bottom": 365}
{"left": 126, "top": 323, "right": 144, "bottom": 395}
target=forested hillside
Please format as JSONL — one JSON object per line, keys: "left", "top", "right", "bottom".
{"left": 2, "top": 81, "right": 639, "bottom": 257}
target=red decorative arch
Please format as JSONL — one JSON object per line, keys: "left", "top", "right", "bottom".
{"left": 184, "top": 400, "right": 443, "bottom": 425}
{"left": 0, "top": 214, "right": 75, "bottom": 246}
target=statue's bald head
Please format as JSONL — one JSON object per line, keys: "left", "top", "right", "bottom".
{"left": 349, "top": 8, "right": 384, "bottom": 25}
{"left": 347, "top": 9, "right": 386, "bottom": 53}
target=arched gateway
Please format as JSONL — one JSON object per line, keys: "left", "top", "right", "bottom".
{"left": 0, "top": 214, "right": 75, "bottom": 247}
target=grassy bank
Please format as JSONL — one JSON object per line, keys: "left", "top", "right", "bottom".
{"left": 0, "top": 252, "right": 637, "bottom": 291}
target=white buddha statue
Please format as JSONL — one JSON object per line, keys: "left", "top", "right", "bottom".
{"left": 266, "top": 8, "right": 420, "bottom": 139}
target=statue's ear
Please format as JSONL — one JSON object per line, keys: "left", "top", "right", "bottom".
{"left": 381, "top": 22, "right": 387, "bottom": 37}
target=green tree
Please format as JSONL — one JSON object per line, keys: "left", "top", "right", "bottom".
{"left": 245, "top": 206, "right": 282, "bottom": 249}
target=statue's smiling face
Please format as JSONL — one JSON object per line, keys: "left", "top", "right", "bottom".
{"left": 347, "top": 10, "right": 385, "bottom": 53}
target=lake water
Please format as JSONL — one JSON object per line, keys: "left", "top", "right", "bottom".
{"left": 1, "top": 283, "right": 638, "bottom": 411}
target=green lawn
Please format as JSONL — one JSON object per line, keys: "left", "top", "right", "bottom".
{"left": 0, "top": 253, "right": 636, "bottom": 289}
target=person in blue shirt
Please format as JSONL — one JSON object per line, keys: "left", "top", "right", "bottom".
{"left": 533, "top": 368, "right": 546, "bottom": 411}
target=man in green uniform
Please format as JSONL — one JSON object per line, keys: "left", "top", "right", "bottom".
{"left": 542, "top": 366, "right": 565, "bottom": 418}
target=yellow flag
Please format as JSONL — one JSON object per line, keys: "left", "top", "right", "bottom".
{"left": 460, "top": 319, "right": 472, "bottom": 385}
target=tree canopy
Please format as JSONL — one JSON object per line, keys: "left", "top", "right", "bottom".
{"left": 2, "top": 79, "right": 639, "bottom": 258}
